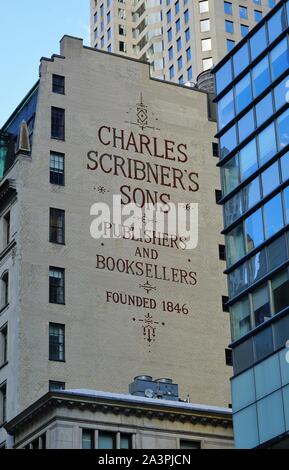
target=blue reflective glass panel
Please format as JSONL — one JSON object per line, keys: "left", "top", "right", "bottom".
{"left": 258, "top": 122, "right": 277, "bottom": 166}
{"left": 250, "top": 25, "right": 267, "bottom": 61}
{"left": 243, "top": 177, "right": 261, "bottom": 212}
{"left": 261, "top": 161, "right": 280, "bottom": 197}
{"left": 264, "top": 194, "right": 284, "bottom": 238}
{"left": 267, "top": 6, "right": 287, "bottom": 43}
{"left": 240, "top": 139, "right": 258, "bottom": 181}
{"left": 220, "top": 125, "right": 238, "bottom": 159}
{"left": 235, "top": 73, "right": 252, "bottom": 113}
{"left": 233, "top": 43, "right": 249, "bottom": 77}
{"left": 245, "top": 208, "right": 264, "bottom": 251}
{"left": 277, "top": 108, "right": 289, "bottom": 150}
{"left": 238, "top": 109, "right": 255, "bottom": 142}
{"left": 226, "top": 224, "right": 246, "bottom": 266}
{"left": 218, "top": 90, "right": 235, "bottom": 129}
{"left": 252, "top": 56, "right": 270, "bottom": 98}
{"left": 222, "top": 154, "right": 240, "bottom": 195}
{"left": 274, "top": 75, "right": 289, "bottom": 110}
{"left": 224, "top": 191, "right": 242, "bottom": 226}
{"left": 271, "top": 37, "right": 289, "bottom": 81}
{"left": 283, "top": 186, "right": 289, "bottom": 224}
{"left": 255, "top": 93, "right": 273, "bottom": 127}
{"left": 281, "top": 151, "right": 289, "bottom": 182}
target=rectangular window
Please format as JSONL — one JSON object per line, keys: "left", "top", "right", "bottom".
{"left": 0, "top": 382, "right": 7, "bottom": 425}
{"left": 199, "top": 1, "right": 209, "bottom": 13}
{"left": 200, "top": 19, "right": 210, "bottom": 32}
{"left": 212, "top": 142, "right": 219, "bottom": 157}
{"left": 0, "top": 325, "right": 7, "bottom": 366}
{"left": 49, "top": 267, "right": 65, "bottom": 305}
{"left": 51, "top": 107, "right": 65, "bottom": 140}
{"left": 49, "top": 208, "right": 65, "bottom": 245}
{"left": 272, "top": 269, "right": 289, "bottom": 315}
{"left": 52, "top": 75, "right": 65, "bottom": 94}
{"left": 3, "top": 212, "right": 10, "bottom": 248}
{"left": 253, "top": 284, "right": 271, "bottom": 326}
{"left": 202, "top": 38, "right": 212, "bottom": 52}
{"left": 120, "top": 434, "right": 132, "bottom": 449}
{"left": 225, "top": 348, "right": 233, "bottom": 366}
{"left": 49, "top": 381, "right": 65, "bottom": 391}
{"left": 82, "top": 429, "right": 95, "bottom": 449}
{"left": 49, "top": 323, "right": 65, "bottom": 362}
{"left": 245, "top": 208, "right": 264, "bottom": 252}
{"left": 225, "top": 20, "right": 234, "bottom": 34}
{"left": 264, "top": 194, "right": 284, "bottom": 239}
{"left": 239, "top": 6, "right": 248, "bottom": 19}
{"left": 180, "top": 440, "right": 200, "bottom": 449}
{"left": 222, "top": 296, "right": 229, "bottom": 312}
{"left": 226, "top": 224, "right": 245, "bottom": 266}
{"left": 50, "top": 152, "right": 65, "bottom": 186}
{"left": 230, "top": 297, "right": 251, "bottom": 340}
{"left": 98, "top": 432, "right": 116, "bottom": 449}
{"left": 224, "top": 2, "right": 233, "bottom": 15}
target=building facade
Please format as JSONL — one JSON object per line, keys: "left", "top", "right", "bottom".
{"left": 214, "top": 0, "right": 289, "bottom": 449}
{"left": 90, "top": 0, "right": 276, "bottom": 84}
{"left": 0, "top": 36, "right": 231, "bottom": 448}
{"left": 4, "top": 389, "right": 234, "bottom": 449}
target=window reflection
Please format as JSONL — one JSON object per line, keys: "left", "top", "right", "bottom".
{"left": 231, "top": 297, "right": 251, "bottom": 341}
{"left": 256, "top": 93, "right": 273, "bottom": 127}
{"left": 250, "top": 25, "right": 267, "bottom": 61}
{"left": 218, "top": 90, "right": 235, "bottom": 129}
{"left": 240, "top": 139, "right": 258, "bottom": 181}
{"left": 253, "top": 284, "right": 271, "bottom": 326}
{"left": 272, "top": 269, "right": 289, "bottom": 315}
{"left": 248, "top": 250, "right": 267, "bottom": 284}
{"left": 261, "top": 161, "right": 280, "bottom": 197}
{"left": 238, "top": 109, "right": 255, "bottom": 142}
{"left": 263, "top": 194, "right": 284, "bottom": 238}
{"left": 270, "top": 37, "right": 289, "bottom": 81}
{"left": 267, "top": 6, "right": 287, "bottom": 43}
{"left": 233, "top": 43, "right": 249, "bottom": 77}
{"left": 220, "top": 126, "right": 237, "bottom": 159}
{"left": 252, "top": 57, "right": 270, "bottom": 98}
{"left": 224, "top": 191, "right": 242, "bottom": 226}
{"left": 243, "top": 177, "right": 261, "bottom": 212}
{"left": 245, "top": 208, "right": 264, "bottom": 252}
{"left": 235, "top": 73, "right": 252, "bottom": 113}
{"left": 258, "top": 122, "right": 277, "bottom": 166}
{"left": 222, "top": 154, "right": 240, "bottom": 195}
{"left": 277, "top": 108, "right": 289, "bottom": 150}
{"left": 226, "top": 224, "right": 246, "bottom": 266}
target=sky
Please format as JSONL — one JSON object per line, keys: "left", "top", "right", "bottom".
{"left": 0, "top": 0, "right": 90, "bottom": 127}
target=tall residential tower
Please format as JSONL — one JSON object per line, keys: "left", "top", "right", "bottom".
{"left": 90, "top": 0, "right": 276, "bottom": 84}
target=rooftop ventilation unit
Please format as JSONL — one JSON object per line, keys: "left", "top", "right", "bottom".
{"left": 129, "top": 376, "right": 179, "bottom": 401}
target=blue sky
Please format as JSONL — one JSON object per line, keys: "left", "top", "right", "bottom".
{"left": 0, "top": 0, "right": 90, "bottom": 127}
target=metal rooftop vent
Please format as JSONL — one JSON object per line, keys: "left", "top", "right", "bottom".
{"left": 129, "top": 376, "right": 179, "bottom": 401}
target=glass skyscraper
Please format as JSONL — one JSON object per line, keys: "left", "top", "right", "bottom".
{"left": 214, "top": 0, "right": 289, "bottom": 449}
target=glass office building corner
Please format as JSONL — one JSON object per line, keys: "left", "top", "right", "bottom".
{"left": 213, "top": 0, "right": 289, "bottom": 449}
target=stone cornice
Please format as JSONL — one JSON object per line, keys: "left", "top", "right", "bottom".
{"left": 5, "top": 392, "right": 232, "bottom": 434}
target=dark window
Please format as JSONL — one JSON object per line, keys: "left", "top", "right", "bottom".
{"left": 51, "top": 107, "right": 65, "bottom": 140}
{"left": 49, "top": 323, "right": 65, "bottom": 362}
{"left": 212, "top": 142, "right": 219, "bottom": 157}
{"left": 49, "top": 267, "right": 65, "bottom": 304}
{"left": 222, "top": 296, "right": 229, "bottom": 312}
{"left": 180, "top": 440, "right": 201, "bottom": 449}
{"left": 120, "top": 434, "right": 132, "bottom": 449}
{"left": 215, "top": 190, "right": 222, "bottom": 204}
{"left": 233, "top": 337, "right": 254, "bottom": 375}
{"left": 254, "top": 326, "right": 273, "bottom": 362}
{"left": 219, "top": 244, "right": 226, "bottom": 261}
{"left": 50, "top": 152, "right": 65, "bottom": 186}
{"left": 225, "top": 348, "right": 233, "bottom": 366}
{"left": 0, "top": 325, "right": 7, "bottom": 366}
{"left": 1, "top": 272, "right": 9, "bottom": 309}
{"left": 3, "top": 212, "right": 10, "bottom": 247}
{"left": 52, "top": 75, "right": 65, "bottom": 94}
{"left": 49, "top": 208, "right": 65, "bottom": 245}
{"left": 49, "top": 381, "right": 65, "bottom": 391}
{"left": 82, "top": 429, "right": 95, "bottom": 449}
{"left": 0, "top": 382, "right": 7, "bottom": 424}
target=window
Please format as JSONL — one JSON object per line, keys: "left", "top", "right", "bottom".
{"left": 187, "top": 66, "right": 192, "bottom": 81}
{"left": 222, "top": 295, "right": 229, "bottom": 312}
{"left": 169, "top": 46, "right": 173, "bottom": 61}
{"left": 222, "top": 155, "right": 239, "bottom": 195}
{"left": 99, "top": 432, "right": 117, "bottom": 449}
{"left": 261, "top": 162, "right": 280, "bottom": 197}
{"left": 226, "top": 224, "right": 245, "bottom": 266}
{"left": 235, "top": 73, "right": 252, "bottom": 113}
{"left": 230, "top": 297, "right": 251, "bottom": 340}
{"left": 200, "top": 19, "right": 210, "bottom": 32}
{"left": 177, "top": 37, "right": 182, "bottom": 52}
{"left": 51, "top": 107, "right": 65, "bottom": 140}
{"left": 199, "top": 1, "right": 209, "bottom": 13}
{"left": 202, "top": 38, "right": 212, "bottom": 52}
{"left": 3, "top": 212, "right": 10, "bottom": 248}
{"left": 185, "top": 28, "right": 190, "bottom": 42}
{"left": 224, "top": 192, "right": 242, "bottom": 226}
{"left": 169, "top": 65, "right": 174, "bottom": 79}
{"left": 180, "top": 440, "right": 201, "bottom": 449}
{"left": 1, "top": 272, "right": 9, "bottom": 310}
{"left": 175, "top": 1, "right": 180, "bottom": 14}
{"left": 167, "top": 9, "right": 171, "bottom": 23}
{"left": 268, "top": 6, "right": 287, "bottom": 43}
{"left": 52, "top": 75, "right": 65, "bottom": 94}
{"left": 186, "top": 47, "right": 191, "bottom": 61}
{"left": 255, "top": 93, "right": 273, "bottom": 127}
{"left": 168, "top": 28, "right": 172, "bottom": 42}
{"left": 225, "top": 20, "right": 234, "bottom": 34}
{"left": 252, "top": 56, "right": 270, "bottom": 98}
{"left": 239, "top": 6, "right": 248, "bottom": 19}
{"left": 0, "top": 325, "right": 7, "bottom": 366}
{"left": 227, "top": 39, "right": 235, "bottom": 51}
{"left": 254, "top": 10, "right": 262, "bottom": 22}
{"left": 263, "top": 194, "right": 284, "bottom": 239}
{"left": 270, "top": 38, "right": 289, "bottom": 81}
{"left": 49, "top": 267, "right": 65, "bottom": 304}
{"left": 216, "top": 59, "right": 233, "bottom": 94}
{"left": 49, "top": 209, "right": 65, "bottom": 245}
{"left": 50, "top": 152, "right": 65, "bottom": 186}
{"left": 245, "top": 208, "right": 264, "bottom": 252}
{"left": 215, "top": 190, "right": 222, "bottom": 204}
{"left": 271, "top": 269, "right": 289, "bottom": 315}
{"left": 82, "top": 429, "right": 95, "bottom": 449}
{"left": 241, "top": 24, "right": 249, "bottom": 37}
{"left": 177, "top": 56, "right": 182, "bottom": 71}
{"left": 277, "top": 108, "right": 289, "bottom": 150}
{"left": 225, "top": 348, "right": 233, "bottom": 366}
{"left": 258, "top": 122, "right": 277, "bottom": 166}
{"left": 252, "top": 284, "right": 271, "bottom": 326}
{"left": 220, "top": 126, "right": 237, "bottom": 159}
{"left": 281, "top": 152, "right": 289, "bottom": 182}
{"left": 233, "top": 43, "right": 249, "bottom": 77}
{"left": 242, "top": 177, "right": 260, "bottom": 212}
{"left": 0, "top": 382, "right": 7, "bottom": 425}
{"left": 49, "top": 381, "right": 65, "bottom": 391}
{"left": 238, "top": 109, "right": 254, "bottom": 142}
{"left": 212, "top": 142, "right": 219, "bottom": 157}
{"left": 176, "top": 18, "right": 181, "bottom": 33}
{"left": 224, "top": 1, "right": 233, "bottom": 15}
{"left": 202, "top": 57, "right": 213, "bottom": 71}
{"left": 49, "top": 323, "right": 65, "bottom": 362}
{"left": 184, "top": 9, "right": 189, "bottom": 23}
{"left": 250, "top": 25, "right": 267, "bottom": 61}
{"left": 240, "top": 139, "right": 258, "bottom": 181}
